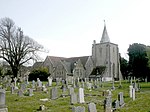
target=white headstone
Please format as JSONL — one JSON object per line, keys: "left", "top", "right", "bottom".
{"left": 48, "top": 77, "right": 52, "bottom": 86}
{"left": 132, "top": 88, "right": 135, "bottom": 101}
{"left": 78, "top": 88, "right": 85, "bottom": 103}
{"left": 129, "top": 85, "right": 133, "bottom": 98}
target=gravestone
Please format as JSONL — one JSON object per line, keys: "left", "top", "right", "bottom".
{"left": 129, "top": 85, "right": 133, "bottom": 98}
{"left": 20, "top": 83, "right": 26, "bottom": 92}
{"left": 11, "top": 86, "right": 15, "bottom": 94}
{"left": 32, "top": 80, "right": 35, "bottom": 88}
{"left": 69, "top": 87, "right": 74, "bottom": 95}
{"left": 14, "top": 77, "right": 18, "bottom": 90}
{"left": 88, "top": 103, "right": 97, "bottom": 112}
{"left": 48, "top": 77, "right": 52, "bottom": 86}
{"left": 0, "top": 89, "right": 8, "bottom": 112}
{"left": 18, "top": 89, "right": 23, "bottom": 97}
{"left": 114, "top": 100, "right": 119, "bottom": 109}
{"left": 78, "top": 88, "right": 85, "bottom": 103}
{"left": 118, "top": 92, "right": 124, "bottom": 107}
{"left": 51, "top": 87, "right": 58, "bottom": 100}
{"left": 72, "top": 106, "right": 85, "bottom": 112}
{"left": 0, "top": 89, "right": 6, "bottom": 107}
{"left": 29, "top": 88, "right": 34, "bottom": 96}
{"left": 132, "top": 88, "right": 135, "bottom": 101}
{"left": 130, "top": 77, "right": 133, "bottom": 85}
{"left": 87, "top": 82, "right": 92, "bottom": 91}
{"left": 104, "top": 96, "right": 112, "bottom": 112}
{"left": 70, "top": 93, "right": 77, "bottom": 104}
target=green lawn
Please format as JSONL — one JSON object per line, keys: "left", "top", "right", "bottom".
{"left": 5, "top": 81, "right": 150, "bottom": 112}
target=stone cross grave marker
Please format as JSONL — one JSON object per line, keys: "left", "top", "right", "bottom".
{"left": 14, "top": 77, "right": 18, "bottom": 89}
{"left": 88, "top": 102, "right": 97, "bottom": 112}
{"left": 78, "top": 88, "right": 85, "bottom": 103}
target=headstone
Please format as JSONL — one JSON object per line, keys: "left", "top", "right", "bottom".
{"left": 130, "top": 77, "right": 133, "bottom": 85}
{"left": 0, "top": 89, "right": 8, "bottom": 112}
{"left": 132, "top": 88, "right": 135, "bottom": 101}
{"left": 72, "top": 106, "right": 85, "bottom": 112}
{"left": 32, "top": 80, "right": 35, "bottom": 88}
{"left": 48, "top": 77, "right": 52, "bottom": 86}
{"left": 78, "top": 88, "right": 85, "bottom": 103}
{"left": 129, "top": 85, "right": 133, "bottom": 98}
{"left": 11, "top": 86, "right": 15, "bottom": 94}
{"left": 70, "top": 93, "right": 77, "bottom": 104}
{"left": 51, "top": 87, "right": 58, "bottom": 100}
{"left": 114, "top": 100, "right": 119, "bottom": 109}
{"left": 18, "top": 89, "right": 23, "bottom": 97}
{"left": 29, "top": 88, "right": 34, "bottom": 96}
{"left": 69, "top": 87, "right": 74, "bottom": 95}
{"left": 104, "top": 96, "right": 112, "bottom": 112}
{"left": 0, "top": 89, "right": 6, "bottom": 107}
{"left": 88, "top": 103, "right": 97, "bottom": 112}
{"left": 118, "top": 92, "right": 124, "bottom": 107}
{"left": 87, "top": 82, "right": 92, "bottom": 91}
{"left": 20, "top": 83, "right": 26, "bottom": 92}
{"left": 42, "top": 84, "right": 47, "bottom": 92}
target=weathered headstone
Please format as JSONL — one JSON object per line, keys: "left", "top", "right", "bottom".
{"left": 18, "top": 89, "right": 23, "bottom": 97}
{"left": 70, "top": 93, "right": 77, "bottom": 104}
{"left": 88, "top": 103, "right": 97, "bottom": 112}
{"left": 69, "top": 87, "right": 74, "bottom": 95}
{"left": 20, "top": 83, "right": 26, "bottom": 92}
{"left": 0, "top": 89, "right": 8, "bottom": 112}
{"left": 29, "top": 88, "right": 34, "bottom": 96}
{"left": 72, "top": 106, "right": 85, "bottom": 112}
{"left": 32, "top": 80, "right": 35, "bottom": 88}
{"left": 78, "top": 88, "right": 85, "bottom": 103}
{"left": 11, "top": 86, "right": 15, "bottom": 94}
{"left": 114, "top": 100, "right": 119, "bottom": 109}
{"left": 104, "top": 96, "right": 112, "bottom": 112}
{"left": 118, "top": 92, "right": 124, "bottom": 107}
{"left": 51, "top": 87, "right": 58, "bottom": 100}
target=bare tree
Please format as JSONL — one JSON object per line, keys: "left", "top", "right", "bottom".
{"left": 0, "top": 17, "right": 44, "bottom": 77}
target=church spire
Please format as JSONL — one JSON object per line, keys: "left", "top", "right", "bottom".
{"left": 100, "top": 20, "right": 110, "bottom": 43}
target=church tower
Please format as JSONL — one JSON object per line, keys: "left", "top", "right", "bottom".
{"left": 92, "top": 22, "right": 121, "bottom": 81}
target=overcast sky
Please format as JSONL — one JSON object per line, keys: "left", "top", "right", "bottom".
{"left": 0, "top": 0, "right": 150, "bottom": 61}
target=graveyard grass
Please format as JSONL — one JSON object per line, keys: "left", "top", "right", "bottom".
{"left": 6, "top": 81, "right": 150, "bottom": 112}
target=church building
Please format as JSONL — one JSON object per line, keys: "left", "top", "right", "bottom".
{"left": 33, "top": 23, "right": 122, "bottom": 81}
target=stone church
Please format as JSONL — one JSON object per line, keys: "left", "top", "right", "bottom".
{"left": 33, "top": 23, "right": 122, "bottom": 81}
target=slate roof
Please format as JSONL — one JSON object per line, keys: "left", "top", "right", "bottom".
{"left": 32, "top": 62, "right": 43, "bottom": 69}
{"left": 45, "top": 56, "right": 89, "bottom": 73}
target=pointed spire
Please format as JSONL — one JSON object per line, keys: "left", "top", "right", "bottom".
{"left": 100, "top": 20, "right": 110, "bottom": 43}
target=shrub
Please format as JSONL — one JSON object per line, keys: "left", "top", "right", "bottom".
{"left": 29, "top": 67, "right": 50, "bottom": 81}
